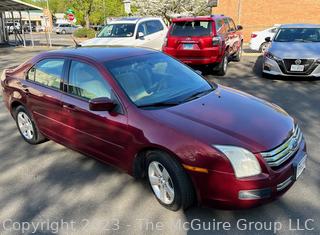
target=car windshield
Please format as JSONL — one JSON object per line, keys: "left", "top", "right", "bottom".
{"left": 170, "top": 21, "right": 212, "bottom": 36}
{"left": 274, "top": 28, "right": 320, "bottom": 42}
{"left": 97, "top": 23, "right": 135, "bottom": 38}
{"left": 104, "top": 53, "right": 215, "bottom": 108}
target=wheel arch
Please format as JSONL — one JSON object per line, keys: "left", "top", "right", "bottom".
{"left": 132, "top": 146, "right": 183, "bottom": 179}
{"left": 10, "top": 100, "right": 24, "bottom": 118}
{"left": 133, "top": 145, "right": 199, "bottom": 207}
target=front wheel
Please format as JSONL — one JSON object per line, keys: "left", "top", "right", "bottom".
{"left": 260, "top": 42, "right": 269, "bottom": 53}
{"left": 15, "top": 106, "right": 46, "bottom": 144}
{"left": 146, "top": 151, "right": 195, "bottom": 211}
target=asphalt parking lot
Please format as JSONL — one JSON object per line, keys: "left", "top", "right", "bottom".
{"left": 0, "top": 47, "right": 319, "bottom": 235}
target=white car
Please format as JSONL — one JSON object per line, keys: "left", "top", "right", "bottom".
{"left": 81, "top": 17, "right": 168, "bottom": 50}
{"left": 249, "top": 25, "right": 280, "bottom": 52}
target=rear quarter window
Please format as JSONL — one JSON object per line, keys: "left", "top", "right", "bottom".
{"left": 170, "top": 21, "right": 212, "bottom": 36}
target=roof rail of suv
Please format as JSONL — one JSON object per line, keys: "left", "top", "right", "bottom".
{"left": 210, "top": 14, "right": 224, "bottom": 17}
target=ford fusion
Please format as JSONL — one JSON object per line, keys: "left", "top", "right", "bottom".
{"left": 1, "top": 48, "right": 307, "bottom": 211}
{"left": 263, "top": 24, "right": 320, "bottom": 78}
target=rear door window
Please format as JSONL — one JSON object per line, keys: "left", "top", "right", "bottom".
{"left": 170, "top": 21, "right": 212, "bottom": 36}
{"left": 223, "top": 18, "right": 231, "bottom": 32}
{"left": 28, "top": 59, "right": 65, "bottom": 90}
{"left": 228, "top": 18, "right": 236, "bottom": 32}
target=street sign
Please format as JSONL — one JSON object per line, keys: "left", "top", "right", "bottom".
{"left": 208, "top": 0, "right": 219, "bottom": 7}
{"left": 67, "top": 14, "right": 75, "bottom": 21}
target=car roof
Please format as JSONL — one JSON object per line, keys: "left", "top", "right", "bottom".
{"left": 109, "top": 17, "right": 162, "bottom": 24}
{"left": 280, "top": 24, "right": 320, "bottom": 28}
{"left": 43, "top": 47, "right": 158, "bottom": 62}
{"left": 172, "top": 15, "right": 226, "bottom": 22}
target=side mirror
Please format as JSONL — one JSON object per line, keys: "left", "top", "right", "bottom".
{"left": 89, "top": 97, "right": 116, "bottom": 111}
{"left": 265, "top": 37, "right": 271, "bottom": 42}
{"left": 236, "top": 25, "right": 243, "bottom": 31}
{"left": 138, "top": 32, "right": 145, "bottom": 39}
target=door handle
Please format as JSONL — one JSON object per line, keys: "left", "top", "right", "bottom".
{"left": 62, "top": 103, "right": 76, "bottom": 111}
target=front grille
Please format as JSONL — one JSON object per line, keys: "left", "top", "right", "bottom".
{"left": 261, "top": 126, "right": 303, "bottom": 168}
{"left": 277, "top": 59, "right": 317, "bottom": 75}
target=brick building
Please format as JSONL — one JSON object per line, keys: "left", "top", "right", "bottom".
{"left": 212, "top": 0, "right": 320, "bottom": 42}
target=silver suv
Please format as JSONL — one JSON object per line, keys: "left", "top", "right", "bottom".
{"left": 55, "top": 24, "right": 78, "bottom": 34}
{"left": 263, "top": 24, "right": 320, "bottom": 78}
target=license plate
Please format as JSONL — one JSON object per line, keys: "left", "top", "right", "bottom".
{"left": 183, "top": 44, "right": 194, "bottom": 50}
{"left": 290, "top": 64, "right": 304, "bottom": 72}
{"left": 295, "top": 155, "right": 307, "bottom": 180}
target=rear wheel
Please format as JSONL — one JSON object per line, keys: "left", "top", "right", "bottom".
{"left": 233, "top": 42, "right": 243, "bottom": 62}
{"left": 216, "top": 53, "right": 228, "bottom": 76}
{"left": 61, "top": 30, "right": 66, "bottom": 34}
{"left": 15, "top": 106, "right": 46, "bottom": 144}
{"left": 146, "top": 151, "right": 195, "bottom": 211}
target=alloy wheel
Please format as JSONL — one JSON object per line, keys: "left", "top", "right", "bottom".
{"left": 17, "top": 112, "right": 34, "bottom": 140}
{"left": 148, "top": 161, "right": 175, "bottom": 205}
{"left": 261, "top": 43, "right": 268, "bottom": 53}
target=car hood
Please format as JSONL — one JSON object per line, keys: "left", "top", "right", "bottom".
{"left": 269, "top": 42, "right": 320, "bottom": 58}
{"left": 80, "top": 37, "right": 135, "bottom": 46}
{"left": 148, "top": 86, "right": 294, "bottom": 153}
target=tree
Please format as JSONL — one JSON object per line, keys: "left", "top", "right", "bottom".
{"left": 132, "top": 0, "right": 211, "bottom": 23}
{"left": 22, "top": 0, "right": 66, "bottom": 13}
{"left": 65, "top": 0, "right": 125, "bottom": 27}
{"left": 23, "top": 0, "right": 125, "bottom": 27}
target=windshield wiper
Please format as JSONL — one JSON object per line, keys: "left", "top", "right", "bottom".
{"left": 182, "top": 88, "right": 214, "bottom": 102}
{"left": 137, "top": 101, "right": 181, "bottom": 108}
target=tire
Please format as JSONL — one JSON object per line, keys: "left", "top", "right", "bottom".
{"left": 260, "top": 42, "right": 268, "bottom": 53}
{"left": 216, "top": 53, "right": 228, "bottom": 76}
{"left": 146, "top": 150, "right": 195, "bottom": 211}
{"left": 233, "top": 42, "right": 243, "bottom": 62}
{"left": 61, "top": 30, "right": 66, "bottom": 34}
{"left": 14, "top": 106, "right": 46, "bottom": 145}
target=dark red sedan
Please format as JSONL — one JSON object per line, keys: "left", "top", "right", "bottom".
{"left": 1, "top": 47, "right": 307, "bottom": 211}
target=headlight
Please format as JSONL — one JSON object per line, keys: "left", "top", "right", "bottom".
{"left": 264, "top": 52, "right": 281, "bottom": 61}
{"left": 213, "top": 145, "right": 262, "bottom": 178}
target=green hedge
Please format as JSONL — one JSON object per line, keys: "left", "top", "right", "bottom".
{"left": 73, "top": 28, "right": 96, "bottom": 39}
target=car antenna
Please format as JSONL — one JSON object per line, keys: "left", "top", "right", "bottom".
{"left": 71, "top": 35, "right": 81, "bottom": 48}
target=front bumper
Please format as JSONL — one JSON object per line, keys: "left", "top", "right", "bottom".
{"left": 263, "top": 57, "right": 320, "bottom": 77}
{"left": 188, "top": 138, "right": 307, "bottom": 209}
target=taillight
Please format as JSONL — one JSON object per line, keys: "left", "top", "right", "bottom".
{"left": 212, "top": 36, "right": 221, "bottom": 46}
{"left": 251, "top": 34, "right": 257, "bottom": 38}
